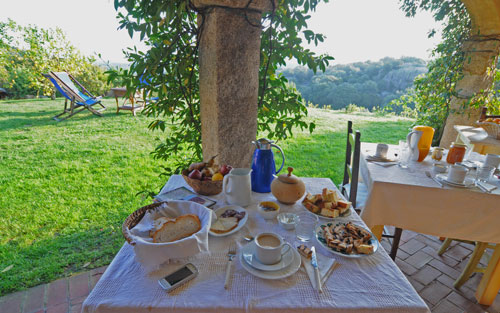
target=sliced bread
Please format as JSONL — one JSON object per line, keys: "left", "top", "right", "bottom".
{"left": 210, "top": 216, "right": 238, "bottom": 234}
{"left": 152, "top": 214, "right": 201, "bottom": 243}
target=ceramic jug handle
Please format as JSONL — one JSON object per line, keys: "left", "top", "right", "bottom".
{"left": 271, "top": 143, "right": 285, "bottom": 174}
{"left": 406, "top": 131, "right": 417, "bottom": 146}
{"left": 223, "top": 174, "right": 232, "bottom": 195}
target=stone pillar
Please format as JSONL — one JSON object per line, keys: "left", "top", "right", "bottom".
{"left": 195, "top": 0, "right": 274, "bottom": 167}
{"left": 440, "top": 0, "right": 500, "bottom": 147}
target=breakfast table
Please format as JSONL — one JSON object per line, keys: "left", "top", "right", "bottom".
{"left": 82, "top": 175, "right": 429, "bottom": 313}
{"left": 359, "top": 142, "right": 500, "bottom": 305}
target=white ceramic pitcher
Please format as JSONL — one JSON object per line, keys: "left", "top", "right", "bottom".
{"left": 223, "top": 168, "right": 252, "bottom": 207}
{"left": 406, "top": 130, "right": 423, "bottom": 161}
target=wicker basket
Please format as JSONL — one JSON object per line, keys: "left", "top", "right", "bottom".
{"left": 182, "top": 175, "right": 223, "bottom": 196}
{"left": 476, "top": 121, "right": 500, "bottom": 139}
{"left": 122, "top": 202, "right": 164, "bottom": 245}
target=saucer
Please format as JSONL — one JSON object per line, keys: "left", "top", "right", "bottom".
{"left": 239, "top": 242, "right": 301, "bottom": 280}
{"left": 241, "top": 241, "right": 294, "bottom": 271}
{"left": 435, "top": 174, "right": 474, "bottom": 188}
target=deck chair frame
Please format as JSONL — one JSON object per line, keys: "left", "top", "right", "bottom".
{"left": 44, "top": 71, "right": 106, "bottom": 121}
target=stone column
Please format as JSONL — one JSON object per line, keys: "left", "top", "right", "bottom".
{"left": 194, "top": 0, "right": 274, "bottom": 167}
{"left": 440, "top": 0, "right": 500, "bottom": 147}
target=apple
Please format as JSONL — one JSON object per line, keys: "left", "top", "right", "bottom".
{"left": 220, "top": 164, "right": 232, "bottom": 176}
{"left": 188, "top": 169, "right": 202, "bottom": 180}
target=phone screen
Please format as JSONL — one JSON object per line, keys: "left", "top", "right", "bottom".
{"left": 164, "top": 266, "right": 194, "bottom": 286}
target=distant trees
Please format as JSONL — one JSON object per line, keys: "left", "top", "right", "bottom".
{"left": 0, "top": 19, "right": 110, "bottom": 99}
{"left": 280, "top": 57, "right": 427, "bottom": 110}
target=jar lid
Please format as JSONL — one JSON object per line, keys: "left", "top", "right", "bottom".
{"left": 450, "top": 142, "right": 467, "bottom": 148}
{"left": 277, "top": 167, "right": 301, "bottom": 184}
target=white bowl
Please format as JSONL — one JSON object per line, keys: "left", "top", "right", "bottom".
{"left": 277, "top": 213, "right": 299, "bottom": 230}
{"left": 258, "top": 201, "right": 280, "bottom": 220}
{"left": 432, "top": 163, "right": 447, "bottom": 174}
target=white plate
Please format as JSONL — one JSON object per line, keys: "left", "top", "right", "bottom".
{"left": 315, "top": 222, "right": 379, "bottom": 258}
{"left": 241, "top": 241, "right": 294, "bottom": 271}
{"left": 239, "top": 243, "right": 301, "bottom": 279}
{"left": 435, "top": 174, "right": 475, "bottom": 188}
{"left": 209, "top": 205, "right": 248, "bottom": 237}
{"left": 302, "top": 205, "right": 352, "bottom": 220}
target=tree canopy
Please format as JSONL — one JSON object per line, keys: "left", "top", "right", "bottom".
{"left": 112, "top": 0, "right": 333, "bottom": 174}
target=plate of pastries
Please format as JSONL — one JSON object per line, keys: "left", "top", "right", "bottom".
{"left": 302, "top": 188, "right": 352, "bottom": 219}
{"left": 316, "top": 221, "right": 378, "bottom": 258}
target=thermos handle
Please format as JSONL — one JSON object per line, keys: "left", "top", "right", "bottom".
{"left": 223, "top": 174, "right": 232, "bottom": 195}
{"left": 271, "top": 143, "right": 285, "bottom": 174}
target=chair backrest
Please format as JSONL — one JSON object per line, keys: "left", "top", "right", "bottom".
{"left": 43, "top": 73, "right": 74, "bottom": 101}
{"left": 49, "top": 72, "right": 97, "bottom": 104}
{"left": 342, "top": 121, "right": 361, "bottom": 208}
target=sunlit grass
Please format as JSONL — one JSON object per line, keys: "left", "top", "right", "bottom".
{"left": 0, "top": 99, "right": 413, "bottom": 295}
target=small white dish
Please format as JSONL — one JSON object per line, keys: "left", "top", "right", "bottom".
{"left": 432, "top": 163, "right": 447, "bottom": 174}
{"left": 241, "top": 241, "right": 294, "bottom": 271}
{"left": 239, "top": 242, "right": 301, "bottom": 280}
{"left": 208, "top": 205, "right": 248, "bottom": 237}
{"left": 277, "top": 213, "right": 299, "bottom": 230}
{"left": 435, "top": 174, "right": 474, "bottom": 188}
{"left": 257, "top": 201, "right": 280, "bottom": 220}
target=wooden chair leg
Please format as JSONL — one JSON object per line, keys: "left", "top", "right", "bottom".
{"left": 454, "top": 242, "right": 489, "bottom": 289}
{"left": 438, "top": 238, "right": 453, "bottom": 256}
{"left": 389, "top": 228, "right": 403, "bottom": 260}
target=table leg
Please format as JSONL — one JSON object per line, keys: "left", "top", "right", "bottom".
{"left": 371, "top": 225, "right": 384, "bottom": 241}
{"left": 475, "top": 244, "right": 500, "bottom": 305}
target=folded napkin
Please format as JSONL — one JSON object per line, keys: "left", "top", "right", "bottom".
{"left": 477, "top": 181, "right": 498, "bottom": 193}
{"left": 372, "top": 161, "right": 398, "bottom": 167}
{"left": 366, "top": 155, "right": 396, "bottom": 163}
{"left": 300, "top": 253, "right": 336, "bottom": 291}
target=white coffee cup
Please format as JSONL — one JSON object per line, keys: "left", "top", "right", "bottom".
{"left": 484, "top": 154, "right": 500, "bottom": 169}
{"left": 447, "top": 164, "right": 468, "bottom": 184}
{"left": 223, "top": 168, "right": 252, "bottom": 207}
{"left": 375, "top": 143, "right": 389, "bottom": 159}
{"left": 255, "top": 233, "right": 291, "bottom": 265}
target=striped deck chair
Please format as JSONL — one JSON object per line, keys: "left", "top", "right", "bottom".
{"left": 44, "top": 71, "right": 106, "bottom": 121}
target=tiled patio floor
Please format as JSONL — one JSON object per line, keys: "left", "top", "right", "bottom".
{"left": 1, "top": 233, "right": 499, "bottom": 313}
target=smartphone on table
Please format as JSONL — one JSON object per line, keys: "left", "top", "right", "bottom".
{"left": 158, "top": 263, "right": 198, "bottom": 293}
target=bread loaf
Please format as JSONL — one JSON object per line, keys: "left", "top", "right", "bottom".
{"left": 152, "top": 214, "right": 201, "bottom": 243}
{"left": 210, "top": 216, "right": 238, "bottom": 234}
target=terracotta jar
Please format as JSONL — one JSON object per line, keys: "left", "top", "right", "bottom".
{"left": 271, "top": 167, "right": 306, "bottom": 204}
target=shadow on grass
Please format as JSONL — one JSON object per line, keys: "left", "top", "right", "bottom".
{"left": 0, "top": 226, "right": 124, "bottom": 296}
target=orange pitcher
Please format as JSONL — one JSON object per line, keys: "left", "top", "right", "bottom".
{"left": 412, "top": 126, "right": 435, "bottom": 162}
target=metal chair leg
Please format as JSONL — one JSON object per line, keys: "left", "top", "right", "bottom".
{"left": 389, "top": 228, "right": 403, "bottom": 260}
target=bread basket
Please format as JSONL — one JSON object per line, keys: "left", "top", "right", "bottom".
{"left": 182, "top": 175, "right": 222, "bottom": 195}
{"left": 476, "top": 121, "right": 500, "bottom": 139}
{"left": 122, "top": 202, "right": 161, "bottom": 245}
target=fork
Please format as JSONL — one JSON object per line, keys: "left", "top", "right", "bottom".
{"left": 224, "top": 243, "right": 237, "bottom": 289}
{"left": 425, "top": 171, "right": 443, "bottom": 188}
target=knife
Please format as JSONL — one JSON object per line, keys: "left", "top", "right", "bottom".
{"left": 311, "top": 246, "right": 323, "bottom": 293}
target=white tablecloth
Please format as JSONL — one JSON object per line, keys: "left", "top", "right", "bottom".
{"left": 360, "top": 143, "right": 500, "bottom": 244}
{"left": 82, "top": 175, "right": 429, "bottom": 313}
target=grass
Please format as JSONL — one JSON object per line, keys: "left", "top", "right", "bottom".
{"left": 0, "top": 99, "right": 413, "bottom": 296}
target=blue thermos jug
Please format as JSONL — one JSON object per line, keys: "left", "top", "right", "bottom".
{"left": 251, "top": 138, "right": 285, "bottom": 193}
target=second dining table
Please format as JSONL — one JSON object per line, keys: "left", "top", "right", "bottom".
{"left": 82, "top": 175, "right": 429, "bottom": 313}
{"left": 359, "top": 142, "right": 500, "bottom": 305}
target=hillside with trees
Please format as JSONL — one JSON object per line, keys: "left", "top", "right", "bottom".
{"left": 280, "top": 57, "right": 427, "bottom": 110}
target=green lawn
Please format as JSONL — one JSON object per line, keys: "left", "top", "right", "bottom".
{"left": 0, "top": 99, "right": 413, "bottom": 296}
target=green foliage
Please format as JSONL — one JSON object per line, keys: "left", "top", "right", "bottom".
{"left": 112, "top": 0, "right": 333, "bottom": 174}
{"left": 281, "top": 57, "right": 427, "bottom": 110}
{"left": 0, "top": 19, "right": 111, "bottom": 98}
{"left": 390, "top": 0, "right": 474, "bottom": 143}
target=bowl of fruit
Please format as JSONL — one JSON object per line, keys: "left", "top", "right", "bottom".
{"left": 182, "top": 156, "right": 232, "bottom": 196}
{"left": 477, "top": 118, "right": 500, "bottom": 139}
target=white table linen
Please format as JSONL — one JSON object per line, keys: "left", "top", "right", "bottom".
{"left": 82, "top": 175, "right": 429, "bottom": 313}
{"left": 360, "top": 143, "right": 500, "bottom": 244}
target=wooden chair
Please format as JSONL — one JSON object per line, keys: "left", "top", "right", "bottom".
{"left": 44, "top": 71, "right": 106, "bottom": 121}
{"left": 438, "top": 239, "right": 496, "bottom": 288}
{"left": 341, "top": 121, "right": 402, "bottom": 260}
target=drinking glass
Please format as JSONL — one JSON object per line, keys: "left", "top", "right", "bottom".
{"left": 398, "top": 140, "right": 410, "bottom": 169}
{"left": 475, "top": 165, "right": 495, "bottom": 183}
{"left": 295, "top": 212, "right": 319, "bottom": 242}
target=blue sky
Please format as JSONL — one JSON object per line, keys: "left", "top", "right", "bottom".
{"left": 1, "top": 0, "right": 442, "bottom": 64}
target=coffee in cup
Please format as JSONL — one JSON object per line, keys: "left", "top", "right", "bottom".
{"left": 447, "top": 164, "right": 468, "bottom": 184}
{"left": 255, "top": 233, "right": 291, "bottom": 265}
{"left": 375, "top": 144, "right": 389, "bottom": 159}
